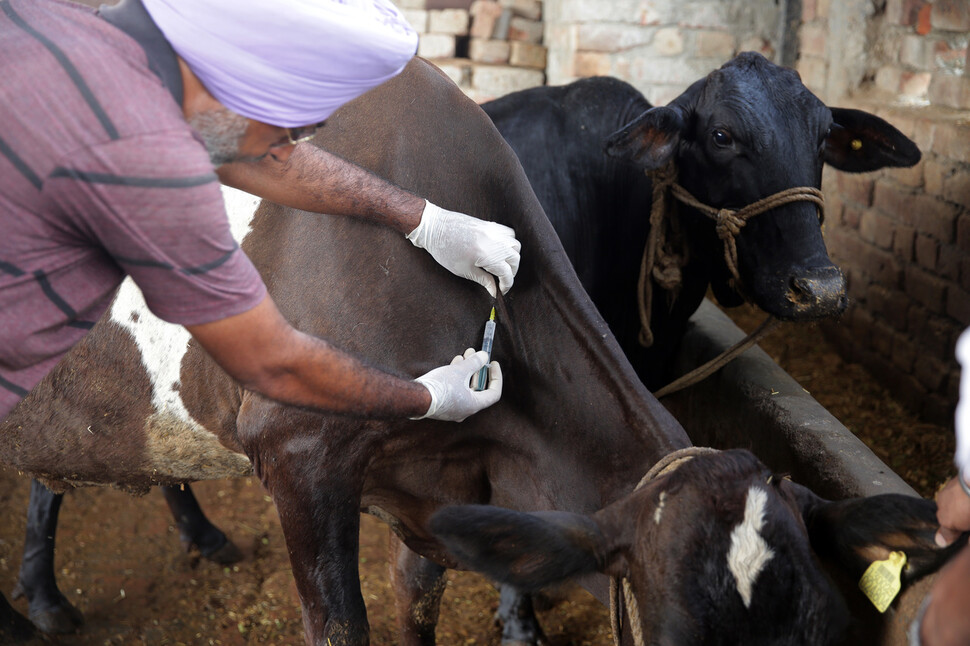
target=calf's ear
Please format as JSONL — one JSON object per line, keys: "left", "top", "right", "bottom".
{"left": 430, "top": 505, "right": 610, "bottom": 591}
{"left": 794, "top": 485, "right": 963, "bottom": 584}
{"left": 825, "top": 107, "right": 921, "bottom": 172}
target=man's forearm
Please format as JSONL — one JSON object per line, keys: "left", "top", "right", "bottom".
{"left": 217, "top": 143, "right": 424, "bottom": 234}
{"left": 187, "top": 297, "right": 432, "bottom": 419}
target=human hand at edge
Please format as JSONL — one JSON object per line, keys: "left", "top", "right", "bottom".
{"left": 935, "top": 475, "right": 970, "bottom": 547}
{"left": 412, "top": 349, "right": 502, "bottom": 422}
{"left": 406, "top": 201, "right": 521, "bottom": 298}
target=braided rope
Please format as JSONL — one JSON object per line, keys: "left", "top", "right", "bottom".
{"left": 669, "top": 183, "right": 825, "bottom": 288}
{"left": 610, "top": 447, "right": 720, "bottom": 646}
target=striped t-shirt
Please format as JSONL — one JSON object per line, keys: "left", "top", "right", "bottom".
{"left": 0, "top": 0, "right": 266, "bottom": 420}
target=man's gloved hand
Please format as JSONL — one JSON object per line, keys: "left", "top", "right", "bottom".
{"left": 413, "top": 348, "right": 502, "bottom": 422}
{"left": 406, "top": 201, "right": 521, "bottom": 298}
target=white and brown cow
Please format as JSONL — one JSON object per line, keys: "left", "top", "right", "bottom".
{"left": 0, "top": 59, "right": 955, "bottom": 646}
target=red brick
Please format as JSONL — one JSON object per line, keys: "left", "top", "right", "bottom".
{"left": 914, "top": 117, "right": 937, "bottom": 153}
{"left": 932, "top": 0, "right": 970, "bottom": 31}
{"left": 923, "top": 159, "right": 952, "bottom": 196}
{"left": 928, "top": 73, "right": 970, "bottom": 111}
{"left": 863, "top": 243, "right": 905, "bottom": 288}
{"left": 883, "top": 285, "right": 913, "bottom": 329}
{"left": 943, "top": 169, "right": 970, "bottom": 209}
{"left": 887, "top": 162, "right": 924, "bottom": 188}
{"left": 873, "top": 179, "right": 916, "bottom": 225}
{"left": 908, "top": 308, "right": 954, "bottom": 361}
{"left": 947, "top": 285, "right": 970, "bottom": 325}
{"left": 867, "top": 283, "right": 891, "bottom": 317}
{"left": 958, "top": 214, "right": 970, "bottom": 251}
{"left": 915, "top": 233, "right": 940, "bottom": 270}
{"left": 887, "top": 0, "right": 928, "bottom": 26}
{"left": 961, "top": 257, "right": 970, "bottom": 291}
{"left": 894, "top": 224, "right": 916, "bottom": 260}
{"left": 469, "top": 0, "right": 503, "bottom": 38}
{"left": 859, "top": 210, "right": 884, "bottom": 246}
{"left": 916, "top": 195, "right": 959, "bottom": 243}
{"left": 842, "top": 205, "right": 862, "bottom": 229}
{"left": 837, "top": 172, "right": 875, "bottom": 206}
{"left": 846, "top": 265, "right": 868, "bottom": 302}
{"left": 934, "top": 39, "right": 969, "bottom": 69}
{"left": 933, "top": 122, "right": 970, "bottom": 163}
{"left": 938, "top": 242, "right": 961, "bottom": 280}
{"left": 917, "top": 3, "right": 933, "bottom": 34}
{"left": 826, "top": 227, "right": 866, "bottom": 268}
{"left": 906, "top": 265, "right": 948, "bottom": 312}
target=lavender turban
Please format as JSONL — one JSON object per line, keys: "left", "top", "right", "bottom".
{"left": 141, "top": 0, "right": 418, "bottom": 127}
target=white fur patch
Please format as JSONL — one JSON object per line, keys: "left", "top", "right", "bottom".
{"left": 726, "top": 486, "right": 774, "bottom": 608}
{"left": 107, "top": 186, "right": 261, "bottom": 481}
{"left": 654, "top": 490, "right": 667, "bottom": 525}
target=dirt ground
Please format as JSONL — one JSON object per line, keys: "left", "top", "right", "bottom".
{"left": 0, "top": 306, "right": 954, "bottom": 646}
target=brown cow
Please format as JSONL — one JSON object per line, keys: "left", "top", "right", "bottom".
{"left": 0, "top": 59, "right": 954, "bottom": 645}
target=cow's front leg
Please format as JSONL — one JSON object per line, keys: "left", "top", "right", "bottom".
{"left": 161, "top": 484, "right": 242, "bottom": 564}
{"left": 12, "top": 480, "right": 83, "bottom": 634}
{"left": 238, "top": 406, "right": 371, "bottom": 646}
{"left": 388, "top": 532, "right": 446, "bottom": 646}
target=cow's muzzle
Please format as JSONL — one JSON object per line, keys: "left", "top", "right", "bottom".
{"left": 787, "top": 265, "right": 848, "bottom": 319}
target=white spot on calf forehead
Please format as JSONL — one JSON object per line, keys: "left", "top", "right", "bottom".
{"left": 727, "top": 486, "right": 774, "bottom": 608}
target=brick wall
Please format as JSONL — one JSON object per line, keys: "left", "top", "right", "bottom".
{"left": 801, "top": 0, "right": 970, "bottom": 425}
{"left": 393, "top": 0, "right": 546, "bottom": 102}
{"left": 542, "top": 0, "right": 785, "bottom": 106}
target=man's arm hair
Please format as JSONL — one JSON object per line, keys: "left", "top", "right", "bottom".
{"left": 216, "top": 143, "right": 424, "bottom": 235}
{"left": 186, "top": 294, "right": 431, "bottom": 418}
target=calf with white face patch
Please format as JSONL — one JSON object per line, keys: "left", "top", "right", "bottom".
{"left": 431, "top": 450, "right": 958, "bottom": 646}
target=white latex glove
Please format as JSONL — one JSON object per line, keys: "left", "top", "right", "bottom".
{"left": 406, "top": 201, "right": 521, "bottom": 298}
{"left": 413, "top": 348, "right": 503, "bottom": 422}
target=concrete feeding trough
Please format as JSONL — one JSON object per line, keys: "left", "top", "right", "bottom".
{"left": 661, "top": 300, "right": 932, "bottom": 646}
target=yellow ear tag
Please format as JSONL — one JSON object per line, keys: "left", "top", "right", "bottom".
{"left": 851, "top": 139, "right": 863, "bottom": 150}
{"left": 858, "top": 550, "right": 906, "bottom": 613}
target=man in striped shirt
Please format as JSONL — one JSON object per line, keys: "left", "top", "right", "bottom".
{"left": 0, "top": 0, "right": 520, "bottom": 424}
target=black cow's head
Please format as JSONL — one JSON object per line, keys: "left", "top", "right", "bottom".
{"left": 430, "top": 449, "right": 957, "bottom": 645}
{"left": 605, "top": 52, "right": 920, "bottom": 320}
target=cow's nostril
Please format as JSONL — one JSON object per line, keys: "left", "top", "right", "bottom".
{"left": 786, "top": 270, "right": 847, "bottom": 317}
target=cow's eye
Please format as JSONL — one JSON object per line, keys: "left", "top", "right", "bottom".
{"left": 712, "top": 128, "right": 733, "bottom": 148}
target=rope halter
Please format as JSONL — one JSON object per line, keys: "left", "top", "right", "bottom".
{"left": 636, "top": 160, "right": 824, "bottom": 348}
{"left": 609, "top": 446, "right": 720, "bottom": 646}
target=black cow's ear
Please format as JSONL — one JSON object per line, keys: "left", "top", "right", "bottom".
{"left": 825, "top": 108, "right": 921, "bottom": 172}
{"left": 429, "top": 505, "right": 608, "bottom": 591}
{"left": 605, "top": 105, "right": 686, "bottom": 170}
{"left": 795, "top": 487, "right": 963, "bottom": 584}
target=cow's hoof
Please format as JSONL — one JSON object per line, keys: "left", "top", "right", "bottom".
{"left": 29, "top": 602, "right": 84, "bottom": 635}
{"left": 198, "top": 536, "right": 244, "bottom": 565}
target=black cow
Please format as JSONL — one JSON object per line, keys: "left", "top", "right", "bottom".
{"left": 482, "top": 52, "right": 919, "bottom": 391}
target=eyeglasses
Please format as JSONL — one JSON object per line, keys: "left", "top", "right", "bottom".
{"left": 285, "top": 121, "right": 326, "bottom": 145}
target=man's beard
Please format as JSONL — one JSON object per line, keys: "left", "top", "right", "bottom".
{"left": 188, "top": 108, "right": 258, "bottom": 166}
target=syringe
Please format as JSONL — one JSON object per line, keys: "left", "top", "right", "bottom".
{"left": 476, "top": 307, "right": 496, "bottom": 391}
